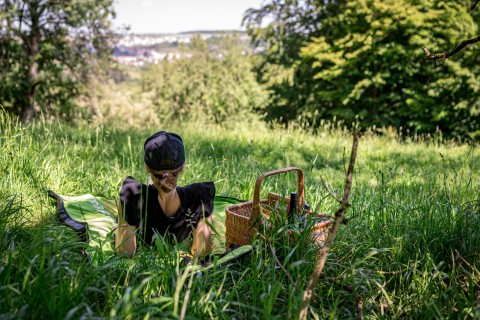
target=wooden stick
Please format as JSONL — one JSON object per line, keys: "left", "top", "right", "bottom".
{"left": 299, "top": 131, "right": 360, "bottom": 320}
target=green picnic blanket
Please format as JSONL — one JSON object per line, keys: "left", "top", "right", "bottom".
{"left": 48, "top": 190, "right": 252, "bottom": 268}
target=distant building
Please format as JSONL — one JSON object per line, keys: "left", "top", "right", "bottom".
{"left": 112, "top": 31, "right": 257, "bottom": 66}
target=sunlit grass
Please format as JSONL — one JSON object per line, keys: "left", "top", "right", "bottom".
{"left": 0, "top": 110, "right": 479, "bottom": 319}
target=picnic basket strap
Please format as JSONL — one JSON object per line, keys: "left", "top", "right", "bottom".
{"left": 251, "top": 167, "right": 304, "bottom": 222}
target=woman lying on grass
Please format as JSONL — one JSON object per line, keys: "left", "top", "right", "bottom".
{"left": 115, "top": 131, "right": 215, "bottom": 258}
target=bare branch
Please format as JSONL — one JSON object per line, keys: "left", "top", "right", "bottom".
{"left": 423, "top": 35, "right": 480, "bottom": 63}
{"left": 455, "top": 249, "right": 480, "bottom": 276}
{"left": 357, "top": 298, "right": 364, "bottom": 320}
{"left": 299, "top": 131, "right": 360, "bottom": 320}
{"left": 18, "top": 1, "right": 26, "bottom": 34}
{"left": 257, "top": 230, "right": 298, "bottom": 291}
{"left": 471, "top": 0, "right": 479, "bottom": 11}
{"left": 334, "top": 281, "right": 364, "bottom": 320}
{"left": 320, "top": 176, "right": 342, "bottom": 204}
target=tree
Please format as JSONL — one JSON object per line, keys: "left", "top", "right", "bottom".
{"left": 243, "top": 0, "right": 335, "bottom": 123}
{"left": 141, "top": 35, "right": 269, "bottom": 124}
{"left": 245, "top": 0, "right": 480, "bottom": 140}
{"left": 0, "top": 0, "right": 115, "bottom": 122}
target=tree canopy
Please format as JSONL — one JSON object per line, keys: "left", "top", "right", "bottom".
{"left": 245, "top": 0, "right": 480, "bottom": 140}
{"left": 0, "top": 0, "right": 115, "bottom": 122}
{"left": 140, "top": 35, "right": 269, "bottom": 124}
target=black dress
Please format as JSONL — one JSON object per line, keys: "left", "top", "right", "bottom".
{"left": 119, "top": 176, "right": 215, "bottom": 245}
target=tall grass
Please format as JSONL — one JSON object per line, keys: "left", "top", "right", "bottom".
{"left": 0, "top": 110, "right": 479, "bottom": 319}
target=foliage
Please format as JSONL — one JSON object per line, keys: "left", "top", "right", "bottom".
{"left": 245, "top": 0, "right": 480, "bottom": 140}
{"left": 0, "top": 110, "right": 479, "bottom": 318}
{"left": 243, "top": 0, "right": 327, "bottom": 122}
{"left": 0, "top": 0, "right": 115, "bottom": 122}
{"left": 139, "top": 35, "right": 269, "bottom": 124}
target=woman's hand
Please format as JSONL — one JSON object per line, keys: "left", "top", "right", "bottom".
{"left": 191, "top": 216, "right": 213, "bottom": 257}
{"left": 115, "top": 204, "right": 137, "bottom": 258}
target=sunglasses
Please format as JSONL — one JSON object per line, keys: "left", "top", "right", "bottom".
{"left": 152, "top": 167, "right": 183, "bottom": 180}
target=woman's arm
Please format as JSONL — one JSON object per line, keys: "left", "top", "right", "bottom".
{"left": 115, "top": 204, "right": 137, "bottom": 258}
{"left": 191, "top": 215, "right": 213, "bottom": 257}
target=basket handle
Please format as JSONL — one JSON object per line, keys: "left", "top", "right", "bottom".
{"left": 251, "top": 167, "right": 305, "bottom": 222}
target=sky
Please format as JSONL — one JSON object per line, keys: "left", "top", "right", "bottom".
{"left": 112, "top": 0, "right": 265, "bottom": 34}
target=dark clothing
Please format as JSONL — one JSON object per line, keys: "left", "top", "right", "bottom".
{"left": 119, "top": 176, "right": 215, "bottom": 245}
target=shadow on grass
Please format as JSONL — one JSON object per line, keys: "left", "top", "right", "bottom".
{"left": 0, "top": 193, "right": 115, "bottom": 319}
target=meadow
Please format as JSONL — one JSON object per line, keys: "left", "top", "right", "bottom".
{"left": 0, "top": 110, "right": 479, "bottom": 319}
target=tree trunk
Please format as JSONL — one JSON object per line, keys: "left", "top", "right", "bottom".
{"left": 22, "top": 36, "right": 40, "bottom": 123}
{"left": 23, "top": 51, "right": 40, "bottom": 123}
{"left": 1, "top": 1, "right": 12, "bottom": 81}
{"left": 22, "top": 4, "right": 41, "bottom": 124}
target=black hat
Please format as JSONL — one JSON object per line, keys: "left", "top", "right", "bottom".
{"left": 144, "top": 131, "right": 185, "bottom": 171}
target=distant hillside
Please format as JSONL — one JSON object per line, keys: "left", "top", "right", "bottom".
{"left": 113, "top": 30, "right": 257, "bottom": 66}
{"left": 179, "top": 29, "right": 245, "bottom": 34}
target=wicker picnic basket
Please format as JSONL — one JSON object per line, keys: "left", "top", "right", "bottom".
{"left": 225, "top": 167, "right": 332, "bottom": 246}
